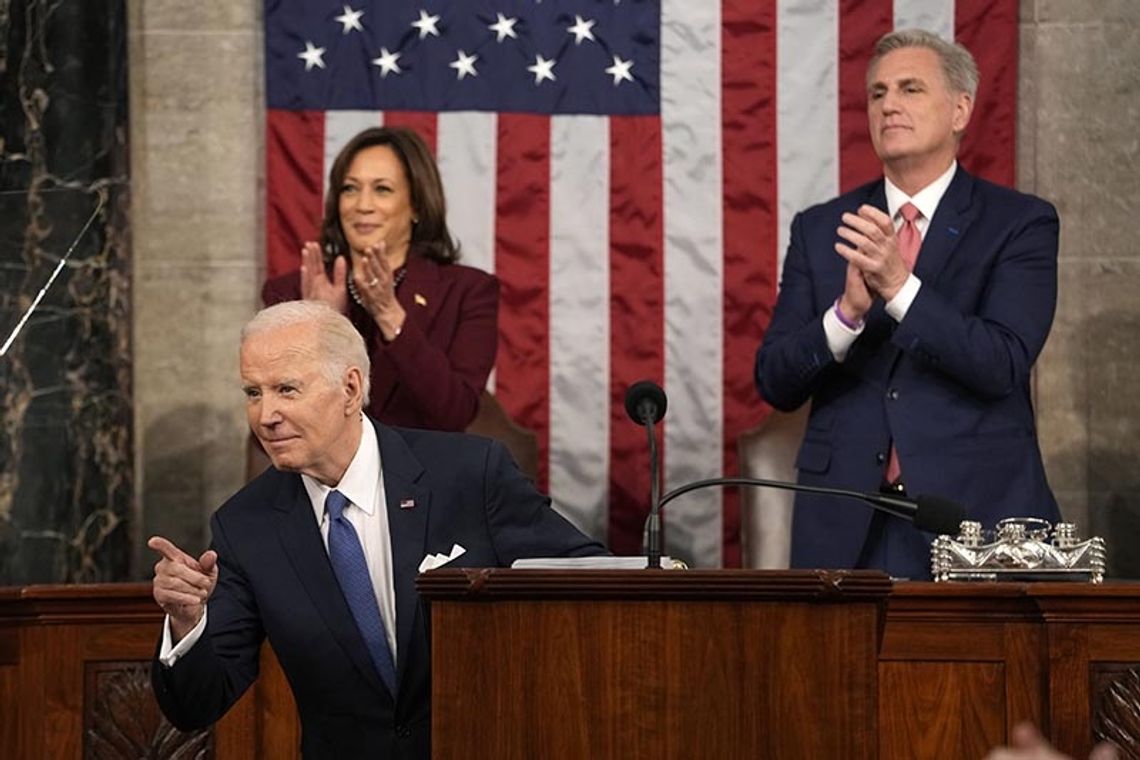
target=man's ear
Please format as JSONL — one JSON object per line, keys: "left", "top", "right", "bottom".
{"left": 952, "top": 90, "right": 974, "bottom": 135}
{"left": 343, "top": 366, "right": 365, "bottom": 415}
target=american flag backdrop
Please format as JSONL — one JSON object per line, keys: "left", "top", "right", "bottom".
{"left": 264, "top": 0, "right": 1018, "bottom": 567}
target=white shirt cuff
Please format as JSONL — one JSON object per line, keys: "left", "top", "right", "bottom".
{"left": 823, "top": 305, "right": 862, "bottom": 362}
{"left": 885, "top": 274, "right": 922, "bottom": 321}
{"left": 158, "top": 608, "right": 208, "bottom": 668}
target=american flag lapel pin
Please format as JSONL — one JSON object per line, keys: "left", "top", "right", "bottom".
{"left": 399, "top": 497, "right": 416, "bottom": 510}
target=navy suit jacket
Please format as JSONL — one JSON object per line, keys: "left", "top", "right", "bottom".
{"left": 152, "top": 420, "right": 606, "bottom": 759}
{"left": 755, "top": 167, "right": 1061, "bottom": 578}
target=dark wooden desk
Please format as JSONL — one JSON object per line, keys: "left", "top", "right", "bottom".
{"left": 2, "top": 576, "right": 1137, "bottom": 758}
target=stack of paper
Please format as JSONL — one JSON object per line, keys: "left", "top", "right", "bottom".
{"left": 510, "top": 556, "right": 685, "bottom": 569}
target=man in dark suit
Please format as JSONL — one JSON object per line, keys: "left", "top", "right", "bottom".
{"left": 149, "top": 300, "right": 606, "bottom": 758}
{"left": 754, "top": 28, "right": 1061, "bottom": 579}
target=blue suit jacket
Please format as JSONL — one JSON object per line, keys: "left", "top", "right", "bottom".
{"left": 755, "top": 167, "right": 1060, "bottom": 579}
{"left": 152, "top": 420, "right": 606, "bottom": 759}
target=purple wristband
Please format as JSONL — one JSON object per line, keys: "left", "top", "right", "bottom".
{"left": 833, "top": 298, "right": 864, "bottom": 330}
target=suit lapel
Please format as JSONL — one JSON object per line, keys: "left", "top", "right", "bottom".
{"left": 914, "top": 167, "right": 977, "bottom": 284}
{"left": 400, "top": 255, "right": 453, "bottom": 338}
{"left": 274, "top": 474, "right": 390, "bottom": 699}
{"left": 359, "top": 256, "right": 455, "bottom": 417}
{"left": 374, "top": 421, "right": 431, "bottom": 694}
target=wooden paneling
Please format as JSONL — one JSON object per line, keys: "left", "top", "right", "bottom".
{"left": 0, "top": 583, "right": 265, "bottom": 759}
{"left": 879, "top": 661, "right": 1006, "bottom": 759}
{"left": 424, "top": 570, "right": 888, "bottom": 759}
{"left": 1091, "top": 664, "right": 1140, "bottom": 757}
{"left": 3, "top": 576, "right": 1140, "bottom": 758}
{"left": 84, "top": 661, "right": 211, "bottom": 757}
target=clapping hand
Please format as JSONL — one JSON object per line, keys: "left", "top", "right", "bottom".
{"left": 835, "top": 204, "right": 910, "bottom": 302}
{"left": 300, "top": 241, "right": 349, "bottom": 314}
{"left": 351, "top": 242, "right": 407, "bottom": 341}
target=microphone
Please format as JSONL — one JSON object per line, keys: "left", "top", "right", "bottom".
{"left": 657, "top": 478, "right": 964, "bottom": 537}
{"left": 624, "top": 380, "right": 666, "bottom": 425}
{"left": 624, "top": 381, "right": 667, "bottom": 568}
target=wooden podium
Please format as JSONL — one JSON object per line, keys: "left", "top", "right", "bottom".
{"left": 2, "top": 576, "right": 1138, "bottom": 758}
{"left": 417, "top": 569, "right": 892, "bottom": 759}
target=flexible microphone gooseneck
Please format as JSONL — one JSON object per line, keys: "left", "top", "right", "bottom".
{"left": 658, "top": 477, "right": 964, "bottom": 536}
{"left": 623, "top": 381, "right": 667, "bottom": 569}
{"left": 624, "top": 380, "right": 967, "bottom": 569}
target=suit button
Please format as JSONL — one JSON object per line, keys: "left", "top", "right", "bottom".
{"left": 876, "top": 452, "right": 886, "bottom": 465}
{"left": 396, "top": 724, "right": 411, "bottom": 739}
{"left": 887, "top": 388, "right": 899, "bottom": 400}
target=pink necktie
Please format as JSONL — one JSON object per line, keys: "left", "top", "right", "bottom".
{"left": 896, "top": 202, "right": 922, "bottom": 271}
{"left": 885, "top": 202, "right": 922, "bottom": 485}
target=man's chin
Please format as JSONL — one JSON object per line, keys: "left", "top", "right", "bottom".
{"left": 260, "top": 444, "right": 303, "bottom": 473}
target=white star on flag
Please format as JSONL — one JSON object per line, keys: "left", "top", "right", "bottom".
{"left": 449, "top": 50, "right": 479, "bottom": 80}
{"left": 297, "top": 41, "right": 326, "bottom": 70}
{"left": 411, "top": 9, "right": 441, "bottom": 39}
{"left": 334, "top": 5, "right": 364, "bottom": 34}
{"left": 567, "top": 15, "right": 596, "bottom": 45}
{"left": 371, "top": 47, "right": 402, "bottom": 77}
{"left": 527, "top": 54, "right": 556, "bottom": 84}
{"left": 604, "top": 54, "right": 634, "bottom": 85}
{"left": 488, "top": 13, "right": 518, "bottom": 43}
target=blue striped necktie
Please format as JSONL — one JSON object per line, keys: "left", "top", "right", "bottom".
{"left": 325, "top": 489, "right": 397, "bottom": 693}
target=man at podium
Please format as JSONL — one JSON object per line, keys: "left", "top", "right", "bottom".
{"left": 755, "top": 29, "right": 1061, "bottom": 579}
{"left": 147, "top": 301, "right": 605, "bottom": 758}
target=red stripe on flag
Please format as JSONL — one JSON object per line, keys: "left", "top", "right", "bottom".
{"left": 721, "top": 0, "right": 778, "bottom": 568}
{"left": 266, "top": 109, "right": 324, "bottom": 279}
{"left": 955, "top": 0, "right": 1017, "bottom": 186}
{"left": 382, "top": 111, "right": 438, "bottom": 155}
{"left": 494, "top": 114, "right": 551, "bottom": 490}
{"left": 838, "top": 1, "right": 892, "bottom": 192}
{"left": 608, "top": 116, "right": 665, "bottom": 556}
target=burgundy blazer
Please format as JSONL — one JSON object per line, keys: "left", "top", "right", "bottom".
{"left": 262, "top": 255, "right": 499, "bottom": 431}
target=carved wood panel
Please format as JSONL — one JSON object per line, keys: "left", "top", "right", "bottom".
{"left": 83, "top": 660, "right": 211, "bottom": 759}
{"left": 1091, "top": 663, "right": 1140, "bottom": 757}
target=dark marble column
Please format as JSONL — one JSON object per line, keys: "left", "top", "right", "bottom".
{"left": 0, "top": 0, "right": 131, "bottom": 583}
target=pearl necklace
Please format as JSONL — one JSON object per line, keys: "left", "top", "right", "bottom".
{"left": 347, "top": 265, "right": 408, "bottom": 307}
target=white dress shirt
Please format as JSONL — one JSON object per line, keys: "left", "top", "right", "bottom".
{"left": 824, "top": 161, "right": 958, "bottom": 361}
{"left": 160, "top": 417, "right": 396, "bottom": 666}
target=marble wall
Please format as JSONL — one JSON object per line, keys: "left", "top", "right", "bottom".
{"left": 0, "top": 0, "right": 131, "bottom": 583}
{"left": 1022, "top": 0, "right": 1140, "bottom": 578}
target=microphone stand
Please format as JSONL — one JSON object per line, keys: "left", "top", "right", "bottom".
{"left": 643, "top": 407, "right": 662, "bottom": 569}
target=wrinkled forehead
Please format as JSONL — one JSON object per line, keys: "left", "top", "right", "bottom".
{"left": 240, "top": 324, "right": 322, "bottom": 378}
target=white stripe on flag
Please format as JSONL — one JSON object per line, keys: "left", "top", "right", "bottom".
{"left": 548, "top": 115, "right": 610, "bottom": 540}
{"left": 748, "top": 0, "right": 841, "bottom": 569}
{"left": 661, "top": 0, "right": 724, "bottom": 567}
{"left": 776, "top": 0, "right": 839, "bottom": 280}
{"left": 324, "top": 111, "right": 383, "bottom": 195}
{"left": 437, "top": 112, "right": 498, "bottom": 277}
{"left": 894, "top": 0, "right": 955, "bottom": 41}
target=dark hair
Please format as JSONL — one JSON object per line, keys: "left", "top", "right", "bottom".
{"left": 320, "top": 126, "right": 460, "bottom": 265}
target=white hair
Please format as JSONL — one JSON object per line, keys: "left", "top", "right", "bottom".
{"left": 241, "top": 301, "right": 371, "bottom": 404}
